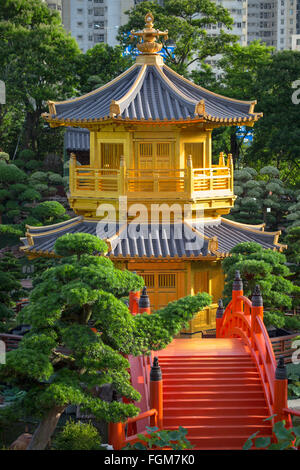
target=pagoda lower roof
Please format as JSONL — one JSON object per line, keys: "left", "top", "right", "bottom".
{"left": 65, "top": 127, "right": 90, "bottom": 151}
{"left": 43, "top": 61, "right": 262, "bottom": 126}
{"left": 20, "top": 217, "right": 284, "bottom": 259}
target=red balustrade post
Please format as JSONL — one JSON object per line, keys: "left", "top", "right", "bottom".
{"left": 108, "top": 422, "right": 124, "bottom": 450}
{"left": 108, "top": 391, "right": 125, "bottom": 450}
{"left": 273, "top": 357, "right": 288, "bottom": 424}
{"left": 150, "top": 357, "right": 163, "bottom": 429}
{"left": 232, "top": 270, "right": 243, "bottom": 314}
{"left": 129, "top": 290, "right": 140, "bottom": 315}
{"left": 138, "top": 286, "right": 151, "bottom": 314}
{"left": 216, "top": 299, "right": 224, "bottom": 338}
{"left": 251, "top": 285, "right": 263, "bottom": 347}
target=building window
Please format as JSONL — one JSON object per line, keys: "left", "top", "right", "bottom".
{"left": 94, "top": 21, "right": 104, "bottom": 29}
{"left": 94, "top": 34, "right": 104, "bottom": 42}
{"left": 100, "top": 143, "right": 123, "bottom": 169}
{"left": 184, "top": 143, "right": 204, "bottom": 168}
{"left": 77, "top": 22, "right": 83, "bottom": 27}
{"left": 158, "top": 274, "right": 176, "bottom": 289}
{"left": 94, "top": 7, "right": 104, "bottom": 16}
{"left": 143, "top": 274, "right": 155, "bottom": 289}
{"left": 77, "top": 8, "right": 83, "bottom": 14}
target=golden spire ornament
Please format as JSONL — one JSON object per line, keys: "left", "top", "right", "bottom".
{"left": 130, "top": 12, "right": 168, "bottom": 54}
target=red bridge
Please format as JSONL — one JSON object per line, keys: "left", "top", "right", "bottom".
{"left": 109, "top": 271, "right": 300, "bottom": 450}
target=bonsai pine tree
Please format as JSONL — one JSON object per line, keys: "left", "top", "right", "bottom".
{"left": 0, "top": 233, "right": 211, "bottom": 449}
{"left": 228, "top": 166, "right": 290, "bottom": 230}
{"left": 222, "top": 242, "right": 300, "bottom": 328}
{"left": 229, "top": 167, "right": 262, "bottom": 225}
{"left": 28, "top": 201, "right": 69, "bottom": 227}
{"left": 286, "top": 191, "right": 300, "bottom": 229}
{"left": 0, "top": 253, "right": 24, "bottom": 331}
{"left": 285, "top": 226, "right": 300, "bottom": 287}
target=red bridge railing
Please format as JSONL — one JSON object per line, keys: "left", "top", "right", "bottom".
{"left": 217, "top": 271, "right": 294, "bottom": 428}
{"left": 109, "top": 286, "right": 163, "bottom": 450}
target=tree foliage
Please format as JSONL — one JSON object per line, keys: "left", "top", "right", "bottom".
{"left": 0, "top": 253, "right": 24, "bottom": 331}
{"left": 246, "top": 51, "right": 300, "bottom": 171}
{"left": 0, "top": 0, "right": 80, "bottom": 155}
{"left": 76, "top": 44, "right": 134, "bottom": 95}
{"left": 227, "top": 165, "right": 292, "bottom": 230}
{"left": 52, "top": 420, "right": 103, "bottom": 450}
{"left": 222, "top": 242, "right": 299, "bottom": 328}
{"left": 0, "top": 233, "right": 211, "bottom": 449}
{"left": 118, "top": 0, "right": 236, "bottom": 75}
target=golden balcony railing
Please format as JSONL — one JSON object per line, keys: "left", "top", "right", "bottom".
{"left": 69, "top": 153, "right": 234, "bottom": 200}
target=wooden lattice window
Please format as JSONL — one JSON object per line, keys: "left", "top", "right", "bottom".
{"left": 184, "top": 143, "right": 204, "bottom": 168}
{"left": 158, "top": 273, "right": 176, "bottom": 289}
{"left": 100, "top": 143, "right": 123, "bottom": 169}
{"left": 141, "top": 274, "right": 155, "bottom": 289}
{"left": 138, "top": 142, "right": 171, "bottom": 169}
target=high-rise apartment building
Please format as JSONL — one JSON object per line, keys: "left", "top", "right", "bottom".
{"left": 43, "top": 0, "right": 63, "bottom": 16}
{"left": 43, "top": 1, "right": 300, "bottom": 54}
{"left": 247, "top": 0, "right": 299, "bottom": 50}
{"left": 61, "top": 0, "right": 135, "bottom": 52}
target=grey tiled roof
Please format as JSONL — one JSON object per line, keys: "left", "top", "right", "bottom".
{"left": 65, "top": 127, "right": 90, "bottom": 151}
{"left": 21, "top": 217, "right": 282, "bottom": 259}
{"left": 45, "top": 64, "right": 260, "bottom": 124}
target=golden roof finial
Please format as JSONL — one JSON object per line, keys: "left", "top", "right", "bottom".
{"left": 130, "top": 12, "right": 168, "bottom": 55}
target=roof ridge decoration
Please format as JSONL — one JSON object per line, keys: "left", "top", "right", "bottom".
{"left": 130, "top": 12, "right": 168, "bottom": 55}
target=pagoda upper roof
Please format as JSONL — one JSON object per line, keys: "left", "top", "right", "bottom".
{"left": 20, "top": 217, "right": 285, "bottom": 260}
{"left": 44, "top": 60, "right": 261, "bottom": 126}
{"left": 43, "top": 12, "right": 262, "bottom": 127}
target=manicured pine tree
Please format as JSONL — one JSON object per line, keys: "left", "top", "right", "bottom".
{"left": 0, "top": 233, "right": 211, "bottom": 449}
{"left": 228, "top": 166, "right": 290, "bottom": 230}
{"left": 0, "top": 253, "right": 24, "bottom": 331}
{"left": 222, "top": 242, "right": 300, "bottom": 329}
{"left": 286, "top": 191, "right": 300, "bottom": 229}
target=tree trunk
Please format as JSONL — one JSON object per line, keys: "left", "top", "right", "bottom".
{"left": 27, "top": 405, "right": 66, "bottom": 450}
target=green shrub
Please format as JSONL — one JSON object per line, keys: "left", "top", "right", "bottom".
{"left": 32, "top": 183, "right": 49, "bottom": 194}
{"left": 0, "top": 162, "right": 27, "bottom": 184}
{"left": 47, "top": 186, "right": 57, "bottom": 196}
{"left": 6, "top": 201, "right": 19, "bottom": 211}
{"left": 52, "top": 420, "right": 102, "bottom": 450}
{"left": 19, "top": 188, "right": 41, "bottom": 202}
{"left": 10, "top": 184, "right": 28, "bottom": 194}
{"left": 19, "top": 149, "right": 36, "bottom": 162}
{"left": 47, "top": 172, "right": 63, "bottom": 185}
{"left": 30, "top": 171, "right": 48, "bottom": 183}
{"left": 13, "top": 159, "right": 26, "bottom": 169}
{"left": 31, "top": 201, "right": 67, "bottom": 225}
{"left": 123, "top": 426, "right": 193, "bottom": 450}
{"left": 0, "top": 224, "right": 24, "bottom": 248}
{"left": 54, "top": 232, "right": 108, "bottom": 257}
{"left": 243, "top": 419, "right": 300, "bottom": 450}
{"left": 25, "top": 160, "right": 42, "bottom": 171}
{"left": 6, "top": 209, "right": 21, "bottom": 220}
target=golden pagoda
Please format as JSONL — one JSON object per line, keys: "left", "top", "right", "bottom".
{"left": 21, "top": 13, "right": 284, "bottom": 333}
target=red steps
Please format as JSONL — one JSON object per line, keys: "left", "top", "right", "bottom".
{"left": 159, "top": 354, "right": 272, "bottom": 450}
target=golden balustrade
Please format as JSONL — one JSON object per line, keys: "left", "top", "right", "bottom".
{"left": 68, "top": 153, "right": 234, "bottom": 200}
